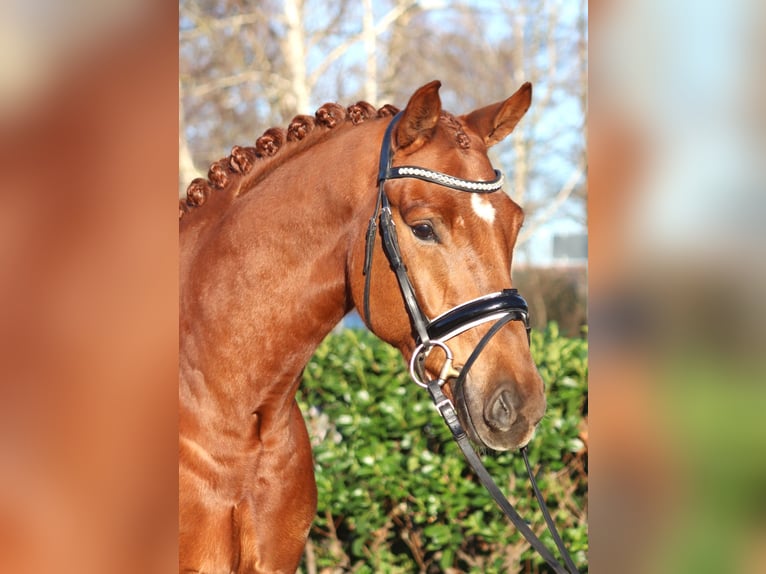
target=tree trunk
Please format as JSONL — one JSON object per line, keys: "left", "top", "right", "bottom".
{"left": 283, "top": 0, "right": 309, "bottom": 115}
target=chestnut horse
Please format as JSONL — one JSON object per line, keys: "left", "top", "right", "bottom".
{"left": 179, "top": 81, "right": 545, "bottom": 573}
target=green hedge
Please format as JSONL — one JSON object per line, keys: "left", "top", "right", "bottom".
{"left": 297, "top": 324, "right": 588, "bottom": 573}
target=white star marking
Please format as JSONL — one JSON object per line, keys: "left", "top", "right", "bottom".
{"left": 471, "top": 193, "right": 496, "bottom": 224}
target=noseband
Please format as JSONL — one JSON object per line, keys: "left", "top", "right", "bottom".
{"left": 362, "top": 113, "right": 580, "bottom": 573}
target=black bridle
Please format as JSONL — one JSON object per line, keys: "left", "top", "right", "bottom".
{"left": 362, "top": 112, "right": 581, "bottom": 573}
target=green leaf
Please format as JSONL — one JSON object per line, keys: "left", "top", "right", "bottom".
{"left": 300, "top": 326, "right": 588, "bottom": 573}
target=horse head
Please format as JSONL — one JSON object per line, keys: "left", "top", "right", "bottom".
{"left": 351, "top": 81, "right": 545, "bottom": 452}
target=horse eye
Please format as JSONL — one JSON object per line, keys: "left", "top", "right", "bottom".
{"left": 411, "top": 223, "right": 437, "bottom": 242}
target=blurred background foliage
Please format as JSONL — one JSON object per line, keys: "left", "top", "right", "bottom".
{"left": 297, "top": 326, "right": 587, "bottom": 573}
{"left": 513, "top": 266, "right": 587, "bottom": 338}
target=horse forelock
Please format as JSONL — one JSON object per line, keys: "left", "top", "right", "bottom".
{"left": 440, "top": 111, "right": 472, "bottom": 150}
{"left": 179, "top": 101, "right": 401, "bottom": 220}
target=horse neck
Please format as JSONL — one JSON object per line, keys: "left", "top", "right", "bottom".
{"left": 179, "top": 121, "right": 382, "bottom": 422}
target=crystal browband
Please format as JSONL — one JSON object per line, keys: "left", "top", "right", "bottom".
{"left": 384, "top": 166, "right": 505, "bottom": 193}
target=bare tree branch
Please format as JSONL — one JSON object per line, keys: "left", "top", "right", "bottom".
{"left": 517, "top": 158, "right": 586, "bottom": 246}
{"left": 179, "top": 80, "right": 204, "bottom": 195}
{"left": 308, "top": 0, "right": 419, "bottom": 88}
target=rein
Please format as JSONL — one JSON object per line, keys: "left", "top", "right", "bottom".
{"left": 362, "top": 113, "right": 580, "bottom": 573}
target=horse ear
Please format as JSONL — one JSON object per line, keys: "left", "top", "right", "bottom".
{"left": 394, "top": 80, "right": 442, "bottom": 152}
{"left": 462, "top": 82, "right": 532, "bottom": 147}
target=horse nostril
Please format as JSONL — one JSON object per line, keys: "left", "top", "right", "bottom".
{"left": 486, "top": 390, "right": 516, "bottom": 432}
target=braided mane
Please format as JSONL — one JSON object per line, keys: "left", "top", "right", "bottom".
{"left": 179, "top": 101, "right": 400, "bottom": 220}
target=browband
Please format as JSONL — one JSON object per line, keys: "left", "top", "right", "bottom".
{"left": 385, "top": 166, "right": 504, "bottom": 193}
{"left": 376, "top": 111, "right": 505, "bottom": 194}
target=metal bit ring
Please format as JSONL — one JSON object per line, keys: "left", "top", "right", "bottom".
{"left": 408, "top": 340, "right": 454, "bottom": 388}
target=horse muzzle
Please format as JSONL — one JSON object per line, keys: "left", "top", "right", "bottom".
{"left": 453, "top": 373, "right": 546, "bottom": 451}
{"left": 408, "top": 289, "right": 542, "bottom": 450}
